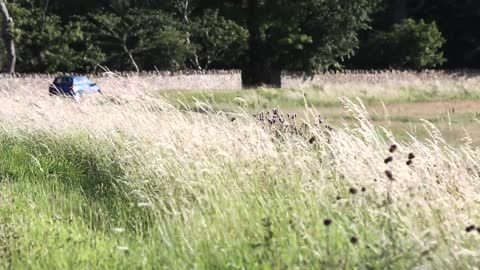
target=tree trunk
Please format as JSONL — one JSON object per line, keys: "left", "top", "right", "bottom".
{"left": 244, "top": 0, "right": 267, "bottom": 87}
{"left": 176, "top": 0, "right": 201, "bottom": 70}
{"left": 123, "top": 44, "right": 140, "bottom": 73}
{"left": 0, "top": 0, "right": 16, "bottom": 73}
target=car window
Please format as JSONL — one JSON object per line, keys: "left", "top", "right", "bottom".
{"left": 75, "top": 77, "right": 91, "bottom": 84}
{"left": 54, "top": 77, "right": 72, "bottom": 84}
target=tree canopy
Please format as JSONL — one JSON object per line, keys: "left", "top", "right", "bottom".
{"left": 0, "top": 0, "right": 479, "bottom": 81}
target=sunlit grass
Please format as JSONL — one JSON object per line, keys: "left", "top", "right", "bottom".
{"left": 158, "top": 81, "right": 480, "bottom": 112}
{"left": 0, "top": 76, "right": 480, "bottom": 268}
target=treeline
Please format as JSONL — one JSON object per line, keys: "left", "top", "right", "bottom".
{"left": 0, "top": 0, "right": 479, "bottom": 85}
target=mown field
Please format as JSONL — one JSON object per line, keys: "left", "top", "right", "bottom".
{"left": 159, "top": 80, "right": 480, "bottom": 145}
{"left": 1, "top": 75, "right": 480, "bottom": 269}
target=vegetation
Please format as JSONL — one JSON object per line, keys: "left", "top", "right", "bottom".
{"left": 356, "top": 19, "right": 445, "bottom": 69}
{"left": 1, "top": 0, "right": 478, "bottom": 81}
{"left": 7, "top": 4, "right": 103, "bottom": 73}
{"left": 158, "top": 79, "right": 480, "bottom": 144}
{"left": 0, "top": 0, "right": 15, "bottom": 73}
{"left": 242, "top": 0, "right": 377, "bottom": 85}
{"left": 0, "top": 0, "right": 479, "bottom": 268}
{"left": 159, "top": 82, "right": 480, "bottom": 112}
{"left": 89, "top": 9, "right": 189, "bottom": 72}
{"left": 1, "top": 78, "right": 480, "bottom": 268}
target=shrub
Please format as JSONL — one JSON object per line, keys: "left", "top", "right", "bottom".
{"left": 363, "top": 19, "right": 446, "bottom": 69}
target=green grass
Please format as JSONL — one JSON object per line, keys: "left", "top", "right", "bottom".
{"left": 0, "top": 132, "right": 155, "bottom": 268}
{"left": 158, "top": 86, "right": 480, "bottom": 113}
{"left": 0, "top": 130, "right": 443, "bottom": 269}
{"left": 2, "top": 84, "right": 480, "bottom": 268}
{"left": 159, "top": 87, "right": 480, "bottom": 145}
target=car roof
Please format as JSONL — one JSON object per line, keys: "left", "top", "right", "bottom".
{"left": 54, "top": 76, "right": 89, "bottom": 79}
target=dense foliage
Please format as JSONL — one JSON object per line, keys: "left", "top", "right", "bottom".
{"left": 242, "top": 0, "right": 378, "bottom": 85}
{"left": 354, "top": 19, "right": 445, "bottom": 69}
{"left": 7, "top": 3, "right": 104, "bottom": 73}
{"left": 0, "top": 0, "right": 479, "bottom": 78}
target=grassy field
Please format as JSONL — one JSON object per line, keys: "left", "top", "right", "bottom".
{"left": 159, "top": 85, "right": 480, "bottom": 144}
{"left": 1, "top": 75, "right": 480, "bottom": 269}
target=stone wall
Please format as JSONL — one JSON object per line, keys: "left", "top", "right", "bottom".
{"left": 1, "top": 70, "right": 479, "bottom": 91}
{"left": 112, "top": 72, "right": 242, "bottom": 90}
{"left": 281, "top": 69, "right": 480, "bottom": 88}
{"left": 0, "top": 70, "right": 243, "bottom": 91}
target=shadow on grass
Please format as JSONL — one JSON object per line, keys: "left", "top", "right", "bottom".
{"left": 0, "top": 131, "right": 153, "bottom": 232}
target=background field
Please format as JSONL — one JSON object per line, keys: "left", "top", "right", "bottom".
{"left": 159, "top": 75, "right": 480, "bottom": 145}
{"left": 1, "top": 75, "right": 480, "bottom": 269}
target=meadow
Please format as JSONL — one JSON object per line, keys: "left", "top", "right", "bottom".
{"left": 1, "top": 74, "right": 480, "bottom": 269}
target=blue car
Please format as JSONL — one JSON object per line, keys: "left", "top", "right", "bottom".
{"left": 49, "top": 76, "right": 102, "bottom": 97}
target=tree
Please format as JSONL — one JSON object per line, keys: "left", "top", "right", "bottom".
{"left": 6, "top": 0, "right": 479, "bottom": 73}
{"left": 0, "top": 0, "right": 16, "bottom": 73}
{"left": 7, "top": 3, "right": 105, "bottom": 73}
{"left": 245, "top": 0, "right": 269, "bottom": 86}
{"left": 88, "top": 12, "right": 141, "bottom": 72}
{"left": 169, "top": 0, "right": 200, "bottom": 69}
{"left": 355, "top": 19, "right": 445, "bottom": 69}
{"left": 415, "top": 0, "right": 480, "bottom": 68}
{"left": 350, "top": 0, "right": 480, "bottom": 69}
{"left": 89, "top": 9, "right": 190, "bottom": 71}
{"left": 189, "top": 9, "right": 247, "bottom": 69}
{"left": 243, "top": 0, "right": 379, "bottom": 86}
{"left": 0, "top": 38, "right": 5, "bottom": 67}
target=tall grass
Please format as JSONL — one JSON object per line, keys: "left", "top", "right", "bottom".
{"left": 0, "top": 78, "right": 479, "bottom": 269}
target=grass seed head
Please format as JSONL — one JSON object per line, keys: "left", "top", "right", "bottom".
{"left": 466, "top": 225, "right": 476, "bottom": 233}
{"left": 384, "top": 156, "right": 393, "bottom": 164}
{"left": 262, "top": 217, "right": 272, "bottom": 228}
{"left": 323, "top": 219, "right": 332, "bottom": 226}
{"left": 317, "top": 114, "right": 323, "bottom": 124}
{"left": 389, "top": 144, "right": 398, "bottom": 153}
{"left": 350, "top": 236, "right": 359, "bottom": 245}
{"left": 385, "top": 170, "right": 394, "bottom": 181}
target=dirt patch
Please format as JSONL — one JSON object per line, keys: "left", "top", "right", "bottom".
{"left": 371, "top": 100, "right": 480, "bottom": 116}
{"left": 310, "top": 100, "right": 480, "bottom": 119}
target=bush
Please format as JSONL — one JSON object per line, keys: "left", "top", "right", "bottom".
{"left": 360, "top": 19, "right": 446, "bottom": 69}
